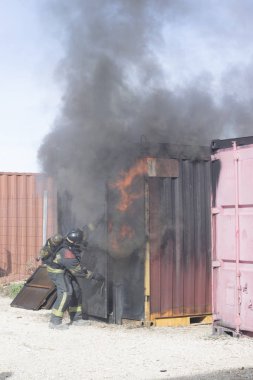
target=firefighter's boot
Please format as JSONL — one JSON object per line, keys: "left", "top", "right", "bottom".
{"left": 49, "top": 322, "right": 69, "bottom": 330}
{"left": 49, "top": 314, "right": 69, "bottom": 330}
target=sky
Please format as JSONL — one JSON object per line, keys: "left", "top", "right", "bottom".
{"left": 1, "top": 0, "right": 253, "bottom": 173}
{"left": 0, "top": 0, "right": 62, "bottom": 172}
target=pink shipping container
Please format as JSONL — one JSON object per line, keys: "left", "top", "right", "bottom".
{"left": 212, "top": 137, "right": 253, "bottom": 336}
{"left": 0, "top": 172, "right": 57, "bottom": 283}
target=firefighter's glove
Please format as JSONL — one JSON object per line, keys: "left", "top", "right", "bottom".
{"left": 92, "top": 272, "right": 105, "bottom": 282}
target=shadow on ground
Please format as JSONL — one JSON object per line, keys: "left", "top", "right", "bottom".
{"left": 0, "top": 373, "right": 12, "bottom": 380}
{"left": 166, "top": 367, "right": 253, "bottom": 380}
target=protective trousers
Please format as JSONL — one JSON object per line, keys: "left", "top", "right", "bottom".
{"left": 48, "top": 270, "right": 82, "bottom": 325}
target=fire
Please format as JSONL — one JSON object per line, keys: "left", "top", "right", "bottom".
{"left": 120, "top": 224, "right": 134, "bottom": 239}
{"left": 111, "top": 159, "right": 147, "bottom": 212}
{"left": 109, "top": 223, "right": 135, "bottom": 256}
{"left": 110, "top": 234, "right": 120, "bottom": 253}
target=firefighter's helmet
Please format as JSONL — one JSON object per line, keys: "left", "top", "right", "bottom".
{"left": 66, "top": 228, "right": 84, "bottom": 245}
{"left": 50, "top": 233, "right": 63, "bottom": 246}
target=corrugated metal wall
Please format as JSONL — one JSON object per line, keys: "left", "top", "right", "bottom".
{"left": 212, "top": 138, "right": 253, "bottom": 335}
{"left": 149, "top": 160, "right": 212, "bottom": 319}
{"left": 0, "top": 173, "right": 57, "bottom": 283}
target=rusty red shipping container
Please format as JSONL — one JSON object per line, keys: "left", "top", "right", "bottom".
{"left": 0, "top": 172, "right": 57, "bottom": 283}
{"left": 212, "top": 137, "right": 253, "bottom": 336}
{"left": 106, "top": 143, "right": 212, "bottom": 326}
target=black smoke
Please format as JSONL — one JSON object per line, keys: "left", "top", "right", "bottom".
{"left": 38, "top": 0, "right": 253, "bottom": 225}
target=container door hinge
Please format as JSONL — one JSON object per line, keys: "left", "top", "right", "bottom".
{"left": 212, "top": 208, "right": 220, "bottom": 215}
{"left": 212, "top": 260, "right": 221, "bottom": 268}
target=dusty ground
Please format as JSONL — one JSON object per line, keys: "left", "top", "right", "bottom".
{"left": 1, "top": 295, "right": 253, "bottom": 380}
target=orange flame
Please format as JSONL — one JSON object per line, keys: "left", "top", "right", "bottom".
{"left": 120, "top": 224, "right": 134, "bottom": 239}
{"left": 109, "top": 223, "right": 135, "bottom": 255}
{"left": 110, "top": 234, "right": 120, "bottom": 253}
{"left": 111, "top": 159, "right": 147, "bottom": 212}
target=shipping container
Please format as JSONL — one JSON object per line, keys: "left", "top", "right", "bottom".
{"left": 0, "top": 172, "right": 57, "bottom": 283}
{"left": 212, "top": 136, "right": 253, "bottom": 336}
{"left": 78, "top": 143, "right": 212, "bottom": 326}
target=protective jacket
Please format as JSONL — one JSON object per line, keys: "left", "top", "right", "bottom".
{"left": 46, "top": 243, "right": 93, "bottom": 278}
{"left": 46, "top": 243, "right": 94, "bottom": 325}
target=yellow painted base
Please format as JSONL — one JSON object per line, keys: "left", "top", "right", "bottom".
{"left": 153, "top": 314, "right": 213, "bottom": 327}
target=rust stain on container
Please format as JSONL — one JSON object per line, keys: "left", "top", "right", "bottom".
{"left": 0, "top": 172, "right": 57, "bottom": 283}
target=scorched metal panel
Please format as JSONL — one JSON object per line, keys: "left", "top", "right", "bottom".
{"left": 78, "top": 245, "right": 108, "bottom": 319}
{"left": 11, "top": 265, "right": 56, "bottom": 310}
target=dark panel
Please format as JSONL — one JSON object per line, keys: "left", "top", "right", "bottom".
{"left": 41, "top": 290, "right": 57, "bottom": 309}
{"left": 182, "top": 160, "right": 195, "bottom": 315}
{"left": 11, "top": 266, "right": 56, "bottom": 310}
{"left": 121, "top": 251, "right": 144, "bottom": 320}
{"left": 172, "top": 169, "right": 184, "bottom": 316}
{"left": 193, "top": 162, "right": 208, "bottom": 314}
{"left": 149, "top": 178, "right": 162, "bottom": 314}
{"left": 107, "top": 171, "right": 145, "bottom": 322}
{"left": 26, "top": 266, "right": 55, "bottom": 289}
{"left": 79, "top": 245, "right": 108, "bottom": 319}
{"left": 211, "top": 159, "right": 221, "bottom": 207}
{"left": 11, "top": 286, "right": 56, "bottom": 310}
{"left": 139, "top": 142, "right": 210, "bottom": 161}
{"left": 110, "top": 252, "right": 144, "bottom": 322}
{"left": 160, "top": 178, "right": 174, "bottom": 316}
{"left": 211, "top": 136, "right": 253, "bottom": 151}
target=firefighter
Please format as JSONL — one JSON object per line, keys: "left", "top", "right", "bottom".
{"left": 46, "top": 228, "right": 104, "bottom": 330}
{"left": 38, "top": 233, "right": 64, "bottom": 262}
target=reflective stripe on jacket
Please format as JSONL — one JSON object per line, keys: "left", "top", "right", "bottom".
{"left": 47, "top": 244, "right": 93, "bottom": 279}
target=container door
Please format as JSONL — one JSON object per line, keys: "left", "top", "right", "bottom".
{"left": 148, "top": 177, "right": 175, "bottom": 319}
{"left": 212, "top": 144, "right": 253, "bottom": 333}
{"left": 237, "top": 150, "right": 253, "bottom": 332}
{"left": 148, "top": 160, "right": 211, "bottom": 320}
{"left": 79, "top": 245, "right": 108, "bottom": 319}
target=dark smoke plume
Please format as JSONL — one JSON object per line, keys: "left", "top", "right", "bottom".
{"left": 38, "top": 0, "right": 253, "bottom": 227}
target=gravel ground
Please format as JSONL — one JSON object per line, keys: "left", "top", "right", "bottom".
{"left": 1, "top": 295, "right": 253, "bottom": 380}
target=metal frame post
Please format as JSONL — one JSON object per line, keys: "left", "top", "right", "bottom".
{"left": 233, "top": 141, "right": 241, "bottom": 334}
{"left": 42, "top": 190, "right": 48, "bottom": 245}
